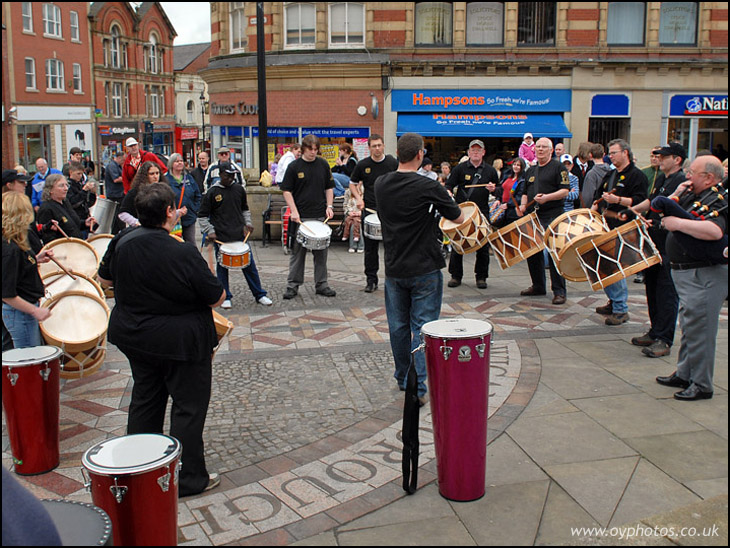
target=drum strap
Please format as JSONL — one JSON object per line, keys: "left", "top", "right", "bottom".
{"left": 401, "top": 355, "right": 420, "bottom": 495}
{"left": 115, "top": 227, "right": 159, "bottom": 254}
{"left": 464, "top": 165, "right": 486, "bottom": 202}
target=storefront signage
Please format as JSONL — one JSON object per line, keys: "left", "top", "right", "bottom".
{"left": 392, "top": 89, "right": 572, "bottom": 112}
{"left": 180, "top": 128, "right": 199, "bottom": 140}
{"left": 302, "top": 127, "right": 370, "bottom": 139}
{"left": 669, "top": 94, "right": 728, "bottom": 117}
{"left": 396, "top": 113, "right": 572, "bottom": 138}
{"left": 99, "top": 125, "right": 137, "bottom": 137}
{"left": 251, "top": 127, "right": 299, "bottom": 138}
{"left": 591, "top": 94, "right": 630, "bottom": 117}
{"left": 211, "top": 101, "right": 259, "bottom": 116}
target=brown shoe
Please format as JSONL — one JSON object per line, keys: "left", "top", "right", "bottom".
{"left": 605, "top": 312, "right": 629, "bottom": 326}
{"left": 520, "top": 286, "right": 546, "bottom": 296}
{"left": 476, "top": 279, "right": 488, "bottom": 289}
{"left": 642, "top": 340, "right": 670, "bottom": 358}
{"left": 447, "top": 278, "right": 461, "bottom": 288}
{"left": 552, "top": 294, "right": 566, "bottom": 305}
{"left": 595, "top": 301, "right": 613, "bottom": 315}
{"left": 631, "top": 333, "right": 655, "bottom": 347}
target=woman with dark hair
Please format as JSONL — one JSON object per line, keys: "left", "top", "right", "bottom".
{"left": 166, "top": 153, "right": 201, "bottom": 244}
{"left": 331, "top": 142, "right": 358, "bottom": 197}
{"left": 118, "top": 161, "right": 163, "bottom": 227}
{"left": 493, "top": 158, "right": 527, "bottom": 227}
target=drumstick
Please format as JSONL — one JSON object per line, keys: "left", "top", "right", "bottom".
{"left": 365, "top": 207, "right": 377, "bottom": 214}
{"left": 593, "top": 189, "right": 618, "bottom": 208}
{"left": 56, "top": 225, "right": 71, "bottom": 239}
{"left": 243, "top": 230, "right": 251, "bottom": 244}
{"left": 464, "top": 184, "right": 493, "bottom": 188}
{"left": 48, "top": 256, "right": 78, "bottom": 281}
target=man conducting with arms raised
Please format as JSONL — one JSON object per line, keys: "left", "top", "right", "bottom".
{"left": 375, "top": 132, "right": 464, "bottom": 405}
{"left": 348, "top": 134, "right": 398, "bottom": 293}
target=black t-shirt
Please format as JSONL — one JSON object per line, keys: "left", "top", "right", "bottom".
{"left": 446, "top": 161, "right": 500, "bottom": 213}
{"left": 666, "top": 188, "right": 728, "bottom": 264}
{"left": 198, "top": 182, "right": 249, "bottom": 242}
{"left": 374, "top": 171, "right": 461, "bottom": 278}
{"left": 280, "top": 157, "right": 335, "bottom": 219}
{"left": 37, "top": 199, "right": 84, "bottom": 242}
{"left": 597, "top": 163, "right": 648, "bottom": 229}
{"left": 646, "top": 169, "right": 685, "bottom": 252}
{"left": 349, "top": 155, "right": 398, "bottom": 209}
{"left": 524, "top": 160, "right": 570, "bottom": 222}
{"left": 99, "top": 227, "right": 224, "bottom": 363}
{"left": 2, "top": 239, "right": 45, "bottom": 304}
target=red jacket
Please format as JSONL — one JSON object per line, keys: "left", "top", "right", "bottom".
{"left": 122, "top": 151, "right": 167, "bottom": 193}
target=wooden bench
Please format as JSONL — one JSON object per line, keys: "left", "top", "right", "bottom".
{"left": 262, "top": 192, "right": 346, "bottom": 251}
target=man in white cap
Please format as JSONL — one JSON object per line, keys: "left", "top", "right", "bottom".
{"left": 203, "top": 147, "right": 246, "bottom": 192}
{"left": 121, "top": 137, "right": 167, "bottom": 194}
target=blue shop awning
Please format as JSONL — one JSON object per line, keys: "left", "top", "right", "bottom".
{"left": 396, "top": 113, "right": 572, "bottom": 138}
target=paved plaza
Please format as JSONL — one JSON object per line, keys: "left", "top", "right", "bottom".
{"left": 3, "top": 237, "right": 727, "bottom": 546}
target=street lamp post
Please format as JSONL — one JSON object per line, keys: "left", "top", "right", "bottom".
{"left": 200, "top": 90, "right": 207, "bottom": 155}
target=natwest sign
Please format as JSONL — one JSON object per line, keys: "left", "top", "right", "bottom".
{"left": 670, "top": 94, "right": 728, "bottom": 117}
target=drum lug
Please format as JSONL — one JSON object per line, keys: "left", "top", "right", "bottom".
{"left": 476, "top": 344, "right": 486, "bottom": 358}
{"left": 440, "top": 345, "right": 452, "bottom": 360}
{"left": 412, "top": 341, "right": 425, "bottom": 355}
{"left": 39, "top": 367, "right": 51, "bottom": 381}
{"left": 110, "top": 478, "right": 128, "bottom": 503}
{"left": 175, "top": 461, "right": 181, "bottom": 486}
{"left": 7, "top": 371, "right": 19, "bottom": 386}
{"left": 158, "top": 467, "right": 171, "bottom": 493}
{"left": 81, "top": 467, "right": 91, "bottom": 490}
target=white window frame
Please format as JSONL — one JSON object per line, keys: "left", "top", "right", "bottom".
{"left": 70, "top": 11, "right": 80, "bottom": 42}
{"left": 151, "top": 86, "right": 160, "bottom": 118}
{"left": 72, "top": 63, "right": 83, "bottom": 93}
{"left": 466, "top": 2, "right": 505, "bottom": 46}
{"left": 112, "top": 83, "right": 123, "bottom": 118}
{"left": 125, "top": 84, "right": 131, "bottom": 117}
{"left": 25, "top": 58, "right": 37, "bottom": 90}
{"left": 415, "top": 2, "right": 454, "bottom": 47}
{"left": 148, "top": 35, "right": 159, "bottom": 74}
{"left": 43, "top": 3, "right": 63, "bottom": 38}
{"left": 284, "top": 3, "right": 317, "bottom": 49}
{"left": 110, "top": 25, "right": 121, "bottom": 68}
{"left": 22, "top": 2, "right": 34, "bottom": 33}
{"left": 187, "top": 100, "right": 195, "bottom": 124}
{"left": 328, "top": 3, "right": 365, "bottom": 48}
{"left": 659, "top": 2, "right": 698, "bottom": 46}
{"left": 45, "top": 58, "right": 65, "bottom": 91}
{"left": 231, "top": 2, "right": 247, "bottom": 51}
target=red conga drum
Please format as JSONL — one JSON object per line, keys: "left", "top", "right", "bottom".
{"left": 81, "top": 434, "right": 181, "bottom": 546}
{"left": 2, "top": 346, "right": 61, "bottom": 475}
{"left": 421, "top": 319, "right": 492, "bottom": 501}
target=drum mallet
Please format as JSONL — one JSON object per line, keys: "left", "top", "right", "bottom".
{"left": 48, "top": 256, "right": 78, "bottom": 281}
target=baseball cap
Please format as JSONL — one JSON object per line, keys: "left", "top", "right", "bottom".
{"left": 3, "top": 169, "right": 33, "bottom": 185}
{"left": 218, "top": 147, "right": 231, "bottom": 154}
{"left": 219, "top": 161, "right": 237, "bottom": 174}
{"left": 523, "top": 133, "right": 533, "bottom": 140}
{"left": 469, "top": 139, "right": 485, "bottom": 149}
{"left": 421, "top": 157, "right": 433, "bottom": 167}
{"left": 560, "top": 154, "right": 574, "bottom": 164}
{"left": 656, "top": 142, "right": 687, "bottom": 161}
{"left": 125, "top": 137, "right": 139, "bottom": 147}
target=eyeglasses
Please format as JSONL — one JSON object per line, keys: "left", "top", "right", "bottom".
{"left": 686, "top": 170, "right": 708, "bottom": 178}
{"left": 607, "top": 150, "right": 624, "bottom": 157}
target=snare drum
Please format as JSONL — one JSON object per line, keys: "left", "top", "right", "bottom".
{"left": 2, "top": 346, "right": 61, "bottom": 475}
{"left": 39, "top": 238, "right": 99, "bottom": 279}
{"left": 364, "top": 213, "right": 383, "bottom": 240}
{"left": 545, "top": 209, "right": 609, "bottom": 282}
{"left": 486, "top": 212, "right": 545, "bottom": 270}
{"left": 40, "top": 500, "right": 113, "bottom": 546}
{"left": 42, "top": 271, "right": 105, "bottom": 303}
{"left": 82, "top": 434, "right": 181, "bottom": 547}
{"left": 296, "top": 221, "right": 332, "bottom": 250}
{"left": 219, "top": 241, "right": 251, "bottom": 269}
{"left": 40, "top": 291, "right": 109, "bottom": 379}
{"left": 576, "top": 219, "right": 661, "bottom": 291}
{"left": 421, "top": 319, "right": 492, "bottom": 502}
{"left": 439, "top": 202, "right": 491, "bottom": 255}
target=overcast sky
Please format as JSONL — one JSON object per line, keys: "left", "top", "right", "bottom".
{"left": 160, "top": 2, "right": 211, "bottom": 45}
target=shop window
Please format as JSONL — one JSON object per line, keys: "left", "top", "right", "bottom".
{"left": 607, "top": 2, "right": 645, "bottom": 46}
{"left": 466, "top": 2, "right": 504, "bottom": 46}
{"left": 18, "top": 125, "right": 52, "bottom": 171}
{"left": 70, "top": 11, "right": 80, "bottom": 42}
{"left": 329, "top": 3, "right": 365, "bottom": 47}
{"left": 415, "top": 2, "right": 453, "bottom": 47}
{"left": 285, "top": 3, "right": 316, "bottom": 48}
{"left": 659, "top": 2, "right": 698, "bottom": 46}
{"left": 43, "top": 3, "right": 62, "bottom": 38}
{"left": 517, "top": 2, "right": 555, "bottom": 46}
{"left": 588, "top": 118, "right": 630, "bottom": 148}
{"left": 45, "top": 59, "right": 64, "bottom": 91}
{"left": 22, "top": 2, "right": 33, "bottom": 33}
{"left": 25, "top": 58, "right": 37, "bottom": 90}
{"left": 231, "top": 2, "right": 247, "bottom": 51}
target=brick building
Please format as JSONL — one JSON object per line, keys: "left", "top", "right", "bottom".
{"left": 2, "top": 2, "right": 95, "bottom": 171}
{"left": 202, "top": 2, "right": 728, "bottom": 171}
{"left": 174, "top": 42, "right": 211, "bottom": 165}
{"left": 89, "top": 1, "right": 177, "bottom": 168}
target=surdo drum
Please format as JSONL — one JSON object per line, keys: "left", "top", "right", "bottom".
{"left": 41, "top": 271, "right": 105, "bottom": 303}
{"left": 576, "top": 219, "right": 662, "bottom": 291}
{"left": 545, "top": 209, "right": 610, "bottom": 282}
{"left": 364, "top": 213, "right": 383, "bottom": 240}
{"left": 486, "top": 211, "right": 545, "bottom": 269}
{"left": 38, "top": 238, "right": 99, "bottom": 279}
{"left": 421, "top": 319, "right": 493, "bottom": 502}
{"left": 296, "top": 220, "right": 332, "bottom": 250}
{"left": 218, "top": 241, "right": 251, "bottom": 269}
{"left": 82, "top": 434, "right": 181, "bottom": 547}
{"left": 87, "top": 234, "right": 114, "bottom": 267}
{"left": 439, "top": 201, "right": 491, "bottom": 255}
{"left": 2, "top": 346, "right": 61, "bottom": 475}
{"left": 40, "top": 499, "right": 113, "bottom": 546}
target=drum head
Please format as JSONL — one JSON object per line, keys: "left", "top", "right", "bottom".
{"left": 300, "top": 221, "right": 332, "bottom": 237}
{"left": 39, "top": 239, "right": 99, "bottom": 279}
{"left": 87, "top": 234, "right": 114, "bottom": 263}
{"left": 41, "top": 500, "right": 112, "bottom": 547}
{"left": 2, "top": 346, "right": 62, "bottom": 367}
{"left": 42, "top": 294, "right": 109, "bottom": 344}
{"left": 421, "top": 318, "right": 493, "bottom": 339}
{"left": 42, "top": 272, "right": 104, "bottom": 301}
{"left": 82, "top": 434, "right": 181, "bottom": 475}
{"left": 364, "top": 213, "right": 381, "bottom": 226}
{"left": 220, "top": 242, "right": 250, "bottom": 254}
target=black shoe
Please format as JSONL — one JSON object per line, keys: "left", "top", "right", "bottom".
{"left": 316, "top": 287, "right": 336, "bottom": 297}
{"left": 283, "top": 288, "right": 298, "bottom": 300}
{"left": 476, "top": 279, "right": 488, "bottom": 289}
{"left": 674, "top": 384, "right": 713, "bottom": 401}
{"left": 656, "top": 371, "right": 690, "bottom": 389}
{"left": 447, "top": 278, "right": 461, "bottom": 288}
{"left": 364, "top": 283, "right": 378, "bottom": 293}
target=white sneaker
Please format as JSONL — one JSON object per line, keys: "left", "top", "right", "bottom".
{"left": 257, "top": 296, "right": 273, "bottom": 306}
{"left": 348, "top": 248, "right": 356, "bottom": 253}
{"left": 221, "top": 299, "right": 232, "bottom": 309}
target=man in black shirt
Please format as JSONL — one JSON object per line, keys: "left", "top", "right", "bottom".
{"left": 190, "top": 151, "right": 210, "bottom": 195}
{"left": 374, "top": 132, "right": 463, "bottom": 403}
{"left": 280, "top": 134, "right": 337, "bottom": 299}
{"left": 445, "top": 139, "right": 500, "bottom": 289}
{"left": 656, "top": 155, "right": 727, "bottom": 400}
{"left": 98, "top": 183, "right": 225, "bottom": 495}
{"left": 520, "top": 138, "right": 570, "bottom": 304}
{"left": 349, "top": 134, "right": 398, "bottom": 292}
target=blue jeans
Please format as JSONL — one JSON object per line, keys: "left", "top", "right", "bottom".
{"left": 2, "top": 303, "right": 42, "bottom": 348}
{"left": 384, "top": 270, "right": 443, "bottom": 397}
{"left": 214, "top": 243, "right": 267, "bottom": 301}
{"left": 332, "top": 173, "right": 348, "bottom": 197}
{"left": 604, "top": 278, "right": 629, "bottom": 314}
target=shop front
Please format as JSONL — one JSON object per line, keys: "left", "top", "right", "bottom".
{"left": 176, "top": 127, "right": 202, "bottom": 167}
{"left": 391, "top": 89, "right": 572, "bottom": 167}
{"left": 665, "top": 93, "right": 728, "bottom": 160}
{"left": 99, "top": 122, "right": 138, "bottom": 167}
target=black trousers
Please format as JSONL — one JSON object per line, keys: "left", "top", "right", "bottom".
{"left": 644, "top": 255, "right": 679, "bottom": 345}
{"left": 526, "top": 216, "right": 566, "bottom": 296}
{"left": 127, "top": 355, "right": 212, "bottom": 497}
{"left": 448, "top": 244, "right": 490, "bottom": 281}
{"left": 362, "top": 216, "right": 380, "bottom": 285}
